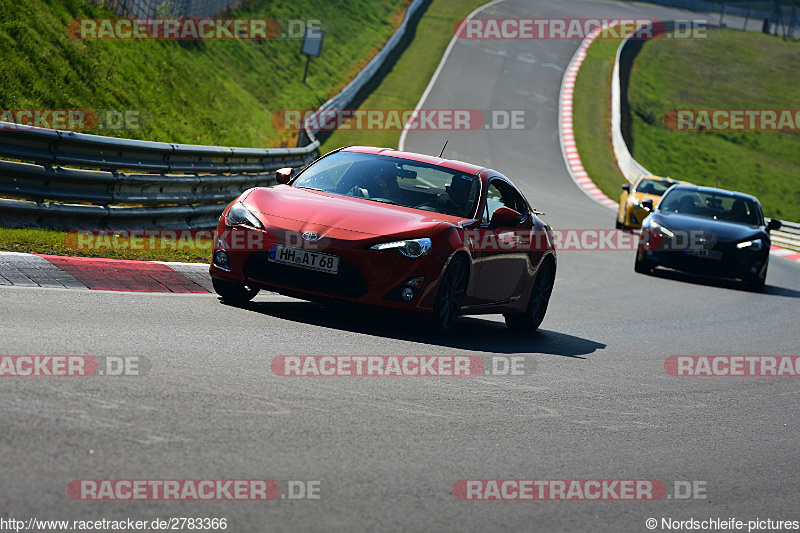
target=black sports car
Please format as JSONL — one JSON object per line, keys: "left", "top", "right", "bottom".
{"left": 635, "top": 184, "right": 781, "bottom": 291}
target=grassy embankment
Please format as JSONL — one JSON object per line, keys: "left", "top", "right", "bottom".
{"left": 0, "top": 0, "right": 408, "bottom": 262}
{"left": 0, "top": 0, "right": 489, "bottom": 262}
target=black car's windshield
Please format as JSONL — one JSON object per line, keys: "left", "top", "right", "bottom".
{"left": 635, "top": 178, "right": 674, "bottom": 196}
{"left": 659, "top": 189, "right": 761, "bottom": 225}
{"left": 291, "top": 151, "right": 481, "bottom": 218}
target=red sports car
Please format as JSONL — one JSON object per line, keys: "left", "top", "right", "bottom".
{"left": 209, "top": 146, "right": 556, "bottom": 331}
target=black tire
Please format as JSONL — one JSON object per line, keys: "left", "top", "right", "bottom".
{"left": 505, "top": 256, "right": 555, "bottom": 332}
{"left": 634, "top": 251, "right": 653, "bottom": 275}
{"left": 615, "top": 218, "right": 623, "bottom": 230}
{"left": 744, "top": 265, "right": 767, "bottom": 292}
{"left": 432, "top": 256, "right": 468, "bottom": 332}
{"left": 212, "top": 277, "right": 260, "bottom": 303}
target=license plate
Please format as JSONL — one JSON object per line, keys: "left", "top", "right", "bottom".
{"left": 269, "top": 244, "right": 340, "bottom": 274}
{"left": 685, "top": 248, "right": 722, "bottom": 260}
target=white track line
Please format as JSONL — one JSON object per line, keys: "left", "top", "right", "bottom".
{"left": 398, "top": 0, "right": 507, "bottom": 153}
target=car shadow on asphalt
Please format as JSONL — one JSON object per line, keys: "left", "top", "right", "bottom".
{"left": 224, "top": 299, "right": 605, "bottom": 358}
{"left": 646, "top": 268, "right": 800, "bottom": 298}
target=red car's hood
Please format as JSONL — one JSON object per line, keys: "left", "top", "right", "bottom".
{"left": 243, "top": 185, "right": 458, "bottom": 238}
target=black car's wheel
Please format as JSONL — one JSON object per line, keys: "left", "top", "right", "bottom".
{"left": 505, "top": 256, "right": 555, "bottom": 332}
{"left": 432, "top": 256, "right": 468, "bottom": 332}
{"left": 615, "top": 218, "right": 623, "bottom": 230}
{"left": 744, "top": 265, "right": 767, "bottom": 292}
{"left": 634, "top": 251, "right": 654, "bottom": 275}
{"left": 212, "top": 277, "right": 260, "bottom": 303}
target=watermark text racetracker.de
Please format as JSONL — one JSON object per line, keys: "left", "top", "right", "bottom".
{"left": 665, "top": 355, "right": 800, "bottom": 377}
{"left": 68, "top": 18, "right": 327, "bottom": 40}
{"left": 272, "top": 108, "right": 535, "bottom": 131}
{"left": 67, "top": 479, "right": 321, "bottom": 501}
{"left": 272, "top": 355, "right": 527, "bottom": 377}
{"left": 453, "top": 479, "right": 708, "bottom": 500}
{"left": 0, "top": 109, "right": 144, "bottom": 131}
{"left": 665, "top": 109, "right": 800, "bottom": 131}
{"left": 66, "top": 228, "right": 715, "bottom": 253}
{"left": 453, "top": 18, "right": 706, "bottom": 40}
{"left": 0, "top": 355, "right": 148, "bottom": 377}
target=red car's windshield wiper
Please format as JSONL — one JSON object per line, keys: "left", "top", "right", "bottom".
{"left": 370, "top": 198, "right": 402, "bottom": 206}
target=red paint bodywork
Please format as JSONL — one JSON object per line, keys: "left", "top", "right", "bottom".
{"left": 209, "top": 146, "right": 556, "bottom": 317}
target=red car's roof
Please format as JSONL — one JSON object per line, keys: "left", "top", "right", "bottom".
{"left": 342, "top": 146, "right": 485, "bottom": 175}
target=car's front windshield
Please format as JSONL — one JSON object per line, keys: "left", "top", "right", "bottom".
{"left": 635, "top": 178, "right": 673, "bottom": 196}
{"left": 659, "top": 189, "right": 761, "bottom": 225}
{"left": 292, "top": 151, "right": 481, "bottom": 218}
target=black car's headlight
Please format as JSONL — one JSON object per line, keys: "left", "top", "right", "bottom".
{"left": 226, "top": 202, "right": 264, "bottom": 229}
{"left": 370, "top": 238, "right": 432, "bottom": 258}
{"left": 736, "top": 238, "right": 763, "bottom": 251}
{"left": 649, "top": 221, "right": 675, "bottom": 238}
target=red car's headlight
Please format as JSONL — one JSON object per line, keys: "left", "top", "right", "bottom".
{"left": 370, "top": 238, "right": 432, "bottom": 258}
{"left": 226, "top": 202, "right": 264, "bottom": 229}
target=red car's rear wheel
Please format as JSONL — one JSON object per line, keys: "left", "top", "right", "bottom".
{"left": 505, "top": 256, "right": 555, "bottom": 332}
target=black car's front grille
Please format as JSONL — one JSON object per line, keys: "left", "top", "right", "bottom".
{"left": 651, "top": 241, "right": 762, "bottom": 278}
{"left": 244, "top": 251, "right": 368, "bottom": 299}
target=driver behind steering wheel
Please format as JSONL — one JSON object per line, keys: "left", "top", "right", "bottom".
{"left": 346, "top": 162, "right": 397, "bottom": 199}
{"left": 436, "top": 174, "right": 473, "bottom": 217}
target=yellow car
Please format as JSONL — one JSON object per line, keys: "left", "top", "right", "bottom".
{"left": 616, "top": 175, "right": 687, "bottom": 229}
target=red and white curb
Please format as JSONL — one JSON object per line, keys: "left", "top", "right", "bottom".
{"left": 557, "top": 27, "right": 800, "bottom": 264}
{"left": 769, "top": 246, "right": 800, "bottom": 262}
{"left": 558, "top": 24, "right": 619, "bottom": 211}
{"left": 0, "top": 251, "right": 212, "bottom": 292}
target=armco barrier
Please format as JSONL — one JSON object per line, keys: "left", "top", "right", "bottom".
{"left": 0, "top": 0, "right": 426, "bottom": 230}
{"left": 610, "top": 25, "right": 652, "bottom": 185}
{"left": 0, "top": 123, "right": 319, "bottom": 229}
{"left": 771, "top": 221, "right": 800, "bottom": 252}
{"left": 638, "top": 0, "right": 798, "bottom": 35}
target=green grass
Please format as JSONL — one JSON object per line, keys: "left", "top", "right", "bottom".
{"left": 319, "top": 0, "right": 488, "bottom": 153}
{"left": 571, "top": 29, "right": 628, "bottom": 203}
{"left": 0, "top": 228, "right": 210, "bottom": 262}
{"left": 627, "top": 28, "right": 800, "bottom": 222}
{"left": 0, "top": 0, "right": 408, "bottom": 147}
{"left": 0, "top": 0, "right": 411, "bottom": 262}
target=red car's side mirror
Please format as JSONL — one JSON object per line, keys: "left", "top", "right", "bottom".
{"left": 490, "top": 206, "right": 522, "bottom": 227}
{"left": 276, "top": 167, "right": 293, "bottom": 184}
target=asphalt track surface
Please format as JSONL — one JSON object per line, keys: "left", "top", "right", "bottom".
{"left": 2, "top": 1, "right": 799, "bottom": 531}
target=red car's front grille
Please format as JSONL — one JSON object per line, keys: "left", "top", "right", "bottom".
{"left": 244, "top": 252, "right": 368, "bottom": 299}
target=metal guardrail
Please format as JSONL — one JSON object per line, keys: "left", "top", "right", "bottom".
{"left": 611, "top": 28, "right": 652, "bottom": 185}
{"left": 639, "top": 0, "right": 798, "bottom": 35}
{"left": 0, "top": 124, "right": 319, "bottom": 229}
{"left": 771, "top": 221, "right": 800, "bottom": 252}
{"left": 611, "top": 21, "right": 800, "bottom": 252}
{"left": 0, "top": 0, "right": 427, "bottom": 230}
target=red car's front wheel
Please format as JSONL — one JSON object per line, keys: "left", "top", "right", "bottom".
{"left": 432, "top": 256, "right": 468, "bottom": 332}
{"left": 212, "top": 277, "right": 260, "bottom": 304}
